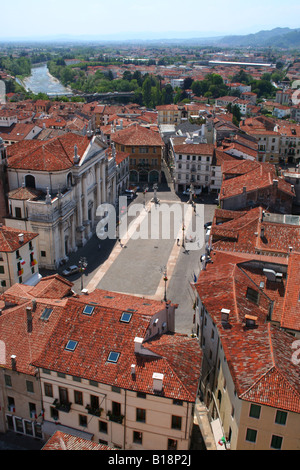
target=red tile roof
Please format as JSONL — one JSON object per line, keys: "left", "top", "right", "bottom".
{"left": 0, "top": 300, "right": 65, "bottom": 375}
{"left": 225, "top": 323, "right": 300, "bottom": 412}
{"left": 42, "top": 431, "right": 114, "bottom": 450}
{"left": 1, "top": 274, "right": 74, "bottom": 304}
{"left": 220, "top": 161, "right": 294, "bottom": 200}
{"left": 7, "top": 133, "right": 91, "bottom": 171}
{"left": 111, "top": 124, "right": 163, "bottom": 147}
{"left": 8, "top": 187, "right": 42, "bottom": 200}
{"left": 0, "top": 123, "right": 40, "bottom": 142}
{"left": 0, "top": 225, "right": 38, "bottom": 252}
{"left": 281, "top": 253, "right": 300, "bottom": 331}
{"left": 195, "top": 253, "right": 300, "bottom": 412}
{"left": 173, "top": 143, "right": 215, "bottom": 156}
{"left": 211, "top": 207, "right": 300, "bottom": 258}
{"left": 29, "top": 274, "right": 74, "bottom": 299}
{"left": 32, "top": 291, "right": 201, "bottom": 402}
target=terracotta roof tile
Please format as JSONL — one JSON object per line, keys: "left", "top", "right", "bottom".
{"left": 42, "top": 431, "right": 115, "bottom": 450}
{"left": 32, "top": 292, "right": 201, "bottom": 402}
{"left": 195, "top": 253, "right": 300, "bottom": 412}
{"left": 111, "top": 124, "right": 163, "bottom": 147}
{"left": 7, "top": 133, "right": 91, "bottom": 171}
{"left": 0, "top": 225, "right": 38, "bottom": 252}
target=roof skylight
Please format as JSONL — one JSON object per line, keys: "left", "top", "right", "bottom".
{"left": 40, "top": 307, "right": 53, "bottom": 321}
{"left": 107, "top": 351, "right": 120, "bottom": 363}
{"left": 82, "top": 305, "right": 94, "bottom": 315}
{"left": 120, "top": 311, "right": 132, "bottom": 323}
{"left": 65, "top": 340, "right": 78, "bottom": 351}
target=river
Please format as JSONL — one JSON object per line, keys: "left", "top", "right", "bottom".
{"left": 21, "top": 64, "right": 73, "bottom": 97}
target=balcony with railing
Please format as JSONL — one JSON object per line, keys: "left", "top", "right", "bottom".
{"left": 85, "top": 405, "right": 103, "bottom": 417}
{"left": 53, "top": 399, "right": 72, "bottom": 413}
{"left": 106, "top": 410, "right": 124, "bottom": 424}
{"left": 26, "top": 188, "right": 76, "bottom": 224}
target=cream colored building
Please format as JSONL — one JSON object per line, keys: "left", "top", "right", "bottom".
{"left": 0, "top": 276, "right": 74, "bottom": 438}
{"left": 194, "top": 253, "right": 300, "bottom": 450}
{"left": 0, "top": 226, "right": 40, "bottom": 290}
{"left": 32, "top": 290, "right": 202, "bottom": 450}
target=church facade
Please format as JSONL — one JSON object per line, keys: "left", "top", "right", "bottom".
{"left": 4, "top": 133, "right": 116, "bottom": 269}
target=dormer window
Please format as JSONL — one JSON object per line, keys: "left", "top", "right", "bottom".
{"left": 246, "top": 287, "right": 259, "bottom": 305}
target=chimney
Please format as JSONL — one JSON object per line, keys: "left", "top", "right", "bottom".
{"left": 260, "top": 227, "right": 264, "bottom": 238}
{"left": 245, "top": 314, "right": 257, "bottom": 328}
{"left": 221, "top": 308, "right": 230, "bottom": 324}
{"left": 134, "top": 337, "right": 143, "bottom": 354}
{"left": 18, "top": 233, "right": 24, "bottom": 243}
{"left": 273, "top": 179, "right": 278, "bottom": 187}
{"left": 26, "top": 306, "right": 32, "bottom": 333}
{"left": 152, "top": 372, "right": 164, "bottom": 392}
{"left": 131, "top": 364, "right": 136, "bottom": 376}
{"left": 263, "top": 268, "right": 276, "bottom": 282}
{"left": 11, "top": 355, "right": 17, "bottom": 371}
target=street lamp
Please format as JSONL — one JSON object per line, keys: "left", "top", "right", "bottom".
{"left": 143, "top": 184, "right": 148, "bottom": 207}
{"left": 160, "top": 266, "right": 168, "bottom": 302}
{"left": 163, "top": 269, "right": 168, "bottom": 302}
{"left": 189, "top": 184, "right": 194, "bottom": 204}
{"left": 79, "top": 257, "right": 88, "bottom": 291}
{"left": 152, "top": 183, "right": 159, "bottom": 205}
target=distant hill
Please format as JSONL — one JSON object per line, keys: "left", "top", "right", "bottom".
{"left": 215, "top": 27, "right": 300, "bottom": 48}
{"left": 2, "top": 27, "right": 300, "bottom": 48}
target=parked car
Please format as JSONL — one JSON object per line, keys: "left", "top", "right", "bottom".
{"left": 62, "top": 265, "right": 79, "bottom": 276}
{"left": 204, "top": 221, "right": 212, "bottom": 229}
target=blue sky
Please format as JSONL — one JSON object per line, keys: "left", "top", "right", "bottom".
{"left": 0, "top": 0, "right": 299, "bottom": 39}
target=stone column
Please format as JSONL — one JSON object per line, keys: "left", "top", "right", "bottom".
{"left": 96, "top": 162, "right": 101, "bottom": 208}
{"left": 82, "top": 173, "right": 89, "bottom": 224}
{"left": 60, "top": 221, "right": 66, "bottom": 260}
{"left": 71, "top": 213, "right": 77, "bottom": 252}
{"left": 75, "top": 176, "right": 83, "bottom": 228}
{"left": 101, "top": 161, "right": 106, "bottom": 203}
{"left": 82, "top": 172, "right": 92, "bottom": 240}
{"left": 75, "top": 175, "right": 86, "bottom": 246}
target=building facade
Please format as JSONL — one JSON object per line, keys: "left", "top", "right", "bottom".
{"left": 193, "top": 252, "right": 300, "bottom": 450}
{"left": 111, "top": 124, "right": 163, "bottom": 185}
{"left": 0, "top": 225, "right": 39, "bottom": 290}
{"left": 30, "top": 290, "right": 201, "bottom": 450}
{"left": 4, "top": 133, "right": 115, "bottom": 269}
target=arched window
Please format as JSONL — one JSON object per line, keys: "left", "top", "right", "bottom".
{"left": 25, "top": 174, "right": 36, "bottom": 189}
{"left": 67, "top": 172, "right": 72, "bottom": 189}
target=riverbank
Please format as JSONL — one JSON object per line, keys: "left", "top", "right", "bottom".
{"left": 22, "top": 64, "right": 73, "bottom": 97}
{"left": 15, "top": 76, "right": 29, "bottom": 92}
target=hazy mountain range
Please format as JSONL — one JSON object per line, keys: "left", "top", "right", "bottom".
{"left": 1, "top": 27, "right": 300, "bottom": 48}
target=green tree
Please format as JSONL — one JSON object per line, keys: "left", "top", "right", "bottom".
{"left": 183, "top": 77, "right": 193, "bottom": 90}
{"left": 142, "top": 76, "right": 152, "bottom": 107}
